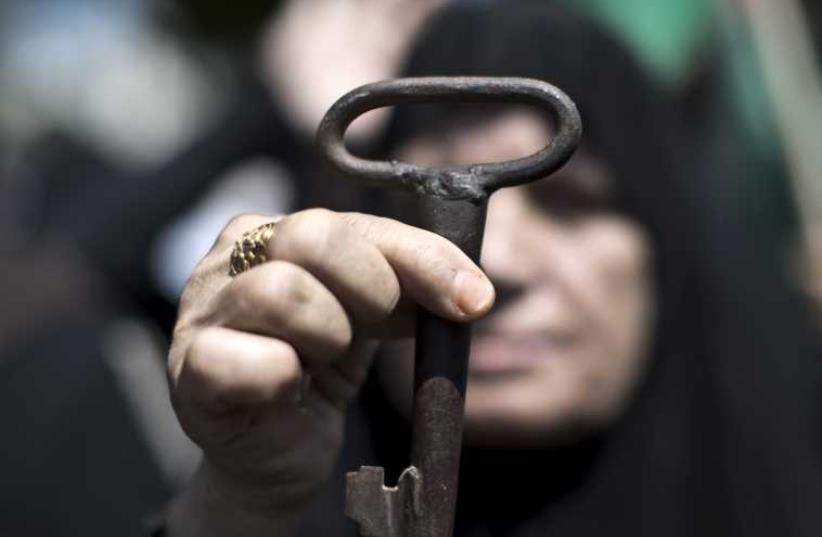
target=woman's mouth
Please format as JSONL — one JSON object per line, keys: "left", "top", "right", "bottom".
{"left": 468, "top": 331, "right": 577, "bottom": 377}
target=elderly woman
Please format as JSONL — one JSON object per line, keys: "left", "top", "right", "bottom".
{"left": 162, "top": 3, "right": 822, "bottom": 536}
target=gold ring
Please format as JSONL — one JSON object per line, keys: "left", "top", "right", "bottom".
{"left": 229, "top": 221, "right": 278, "bottom": 277}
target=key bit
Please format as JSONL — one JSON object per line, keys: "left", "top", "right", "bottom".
{"left": 317, "top": 77, "right": 582, "bottom": 537}
{"left": 346, "top": 466, "right": 421, "bottom": 537}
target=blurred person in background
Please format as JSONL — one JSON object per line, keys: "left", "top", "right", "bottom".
{"left": 0, "top": 1, "right": 448, "bottom": 535}
{"left": 161, "top": 3, "right": 822, "bottom": 537}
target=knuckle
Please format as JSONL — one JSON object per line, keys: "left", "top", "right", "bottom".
{"left": 262, "top": 263, "right": 353, "bottom": 357}
{"left": 273, "top": 344, "right": 303, "bottom": 389}
{"left": 219, "top": 275, "right": 254, "bottom": 321}
{"left": 408, "top": 236, "right": 445, "bottom": 273}
{"left": 185, "top": 327, "right": 303, "bottom": 405}
{"left": 341, "top": 212, "right": 382, "bottom": 237}
{"left": 358, "top": 283, "right": 400, "bottom": 326}
{"left": 220, "top": 274, "right": 286, "bottom": 330}
{"left": 428, "top": 232, "right": 458, "bottom": 259}
{"left": 279, "top": 208, "right": 334, "bottom": 236}
{"left": 382, "top": 283, "right": 403, "bottom": 318}
{"left": 180, "top": 330, "right": 225, "bottom": 405}
{"left": 186, "top": 327, "right": 220, "bottom": 379}
{"left": 278, "top": 208, "right": 347, "bottom": 264}
{"left": 262, "top": 261, "right": 315, "bottom": 310}
{"left": 325, "top": 314, "right": 354, "bottom": 356}
{"left": 226, "top": 263, "right": 352, "bottom": 360}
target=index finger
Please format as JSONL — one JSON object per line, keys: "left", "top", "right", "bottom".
{"left": 340, "top": 212, "right": 495, "bottom": 320}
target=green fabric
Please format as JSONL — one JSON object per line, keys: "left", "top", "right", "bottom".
{"left": 559, "top": 1, "right": 797, "bottom": 231}
{"left": 561, "top": 0, "right": 714, "bottom": 86}
{"left": 714, "top": 2, "right": 797, "bottom": 232}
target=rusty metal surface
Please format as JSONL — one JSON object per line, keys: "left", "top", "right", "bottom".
{"left": 317, "top": 77, "right": 582, "bottom": 537}
{"left": 316, "top": 77, "right": 581, "bottom": 202}
{"left": 345, "top": 466, "right": 421, "bottom": 537}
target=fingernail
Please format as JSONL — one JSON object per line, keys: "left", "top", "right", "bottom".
{"left": 453, "top": 270, "right": 495, "bottom": 316}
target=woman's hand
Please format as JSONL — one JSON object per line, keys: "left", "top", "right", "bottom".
{"left": 165, "top": 209, "right": 494, "bottom": 536}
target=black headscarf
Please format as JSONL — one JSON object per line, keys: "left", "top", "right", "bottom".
{"left": 301, "top": 3, "right": 822, "bottom": 536}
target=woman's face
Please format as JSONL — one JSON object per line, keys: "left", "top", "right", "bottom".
{"left": 379, "top": 110, "right": 655, "bottom": 448}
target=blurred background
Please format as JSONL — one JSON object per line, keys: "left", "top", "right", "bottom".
{"left": 0, "top": 0, "right": 820, "bottom": 535}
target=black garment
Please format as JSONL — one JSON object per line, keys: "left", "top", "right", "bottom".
{"left": 0, "top": 320, "right": 169, "bottom": 537}
{"left": 299, "top": 3, "right": 822, "bottom": 536}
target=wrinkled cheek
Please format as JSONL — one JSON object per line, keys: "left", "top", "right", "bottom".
{"left": 583, "top": 298, "right": 655, "bottom": 422}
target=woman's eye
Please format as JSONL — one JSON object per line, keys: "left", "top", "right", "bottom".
{"left": 526, "top": 173, "right": 616, "bottom": 219}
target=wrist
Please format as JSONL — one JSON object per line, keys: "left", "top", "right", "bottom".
{"left": 166, "top": 462, "right": 302, "bottom": 537}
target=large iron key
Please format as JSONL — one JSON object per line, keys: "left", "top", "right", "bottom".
{"left": 317, "top": 77, "right": 581, "bottom": 537}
